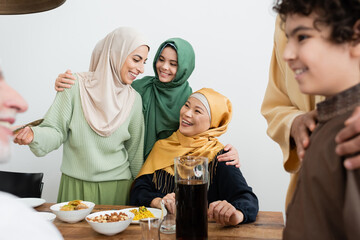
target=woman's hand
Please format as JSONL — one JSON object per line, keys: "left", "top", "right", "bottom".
{"left": 290, "top": 110, "right": 317, "bottom": 161}
{"left": 208, "top": 200, "right": 244, "bottom": 226}
{"left": 150, "top": 197, "right": 162, "bottom": 209}
{"left": 55, "top": 69, "right": 76, "bottom": 92}
{"left": 162, "top": 193, "right": 176, "bottom": 214}
{"left": 217, "top": 144, "right": 241, "bottom": 168}
{"left": 336, "top": 106, "right": 360, "bottom": 170}
{"left": 150, "top": 193, "right": 176, "bottom": 214}
{"left": 13, "top": 126, "right": 34, "bottom": 145}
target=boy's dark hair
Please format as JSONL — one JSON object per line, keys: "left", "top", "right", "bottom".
{"left": 273, "top": 0, "right": 360, "bottom": 43}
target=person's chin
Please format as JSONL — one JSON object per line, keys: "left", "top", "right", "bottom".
{"left": 159, "top": 76, "right": 172, "bottom": 83}
{"left": 179, "top": 128, "right": 192, "bottom": 137}
{"left": 123, "top": 78, "right": 134, "bottom": 85}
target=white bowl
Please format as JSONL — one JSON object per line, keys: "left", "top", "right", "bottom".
{"left": 86, "top": 210, "right": 134, "bottom": 236}
{"left": 37, "top": 212, "right": 56, "bottom": 222}
{"left": 50, "top": 201, "right": 95, "bottom": 223}
{"left": 19, "top": 198, "right": 46, "bottom": 208}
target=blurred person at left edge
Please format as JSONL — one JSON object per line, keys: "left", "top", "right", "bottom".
{"left": 0, "top": 61, "right": 63, "bottom": 239}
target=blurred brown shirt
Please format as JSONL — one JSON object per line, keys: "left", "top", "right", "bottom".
{"left": 283, "top": 84, "right": 360, "bottom": 240}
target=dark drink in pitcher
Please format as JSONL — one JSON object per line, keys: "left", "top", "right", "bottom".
{"left": 176, "top": 180, "right": 208, "bottom": 240}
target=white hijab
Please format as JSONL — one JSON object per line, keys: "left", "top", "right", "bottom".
{"left": 77, "top": 27, "right": 148, "bottom": 137}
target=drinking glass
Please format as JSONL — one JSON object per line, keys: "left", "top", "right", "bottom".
{"left": 160, "top": 211, "right": 176, "bottom": 234}
{"left": 140, "top": 218, "right": 161, "bottom": 240}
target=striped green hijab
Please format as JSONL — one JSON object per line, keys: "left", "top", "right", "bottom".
{"left": 132, "top": 38, "right": 195, "bottom": 160}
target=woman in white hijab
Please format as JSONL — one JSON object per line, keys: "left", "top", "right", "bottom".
{"left": 14, "top": 27, "right": 149, "bottom": 205}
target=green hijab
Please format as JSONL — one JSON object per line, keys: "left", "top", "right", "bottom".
{"left": 132, "top": 38, "right": 195, "bottom": 160}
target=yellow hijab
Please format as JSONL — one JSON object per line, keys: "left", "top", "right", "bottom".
{"left": 137, "top": 88, "right": 232, "bottom": 178}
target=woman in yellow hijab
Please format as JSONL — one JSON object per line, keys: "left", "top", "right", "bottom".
{"left": 130, "top": 88, "right": 258, "bottom": 226}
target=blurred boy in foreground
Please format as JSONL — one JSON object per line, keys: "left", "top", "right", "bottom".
{"left": 273, "top": 0, "right": 360, "bottom": 239}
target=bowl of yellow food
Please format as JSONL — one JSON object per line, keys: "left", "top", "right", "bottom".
{"left": 50, "top": 200, "right": 95, "bottom": 223}
{"left": 127, "top": 206, "right": 167, "bottom": 224}
{"left": 86, "top": 210, "right": 134, "bottom": 236}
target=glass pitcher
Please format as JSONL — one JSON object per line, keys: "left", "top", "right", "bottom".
{"left": 175, "top": 156, "right": 208, "bottom": 240}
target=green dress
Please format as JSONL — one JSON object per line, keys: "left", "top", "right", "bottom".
{"left": 132, "top": 38, "right": 195, "bottom": 160}
{"left": 57, "top": 174, "right": 133, "bottom": 205}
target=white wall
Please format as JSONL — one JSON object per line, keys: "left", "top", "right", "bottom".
{"left": 0, "top": 0, "right": 288, "bottom": 215}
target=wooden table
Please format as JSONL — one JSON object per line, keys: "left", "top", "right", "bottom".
{"left": 36, "top": 203, "right": 284, "bottom": 240}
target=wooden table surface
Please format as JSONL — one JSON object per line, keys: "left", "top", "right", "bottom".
{"left": 36, "top": 203, "right": 284, "bottom": 240}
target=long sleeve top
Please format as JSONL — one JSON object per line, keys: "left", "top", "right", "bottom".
{"left": 130, "top": 150, "right": 259, "bottom": 224}
{"left": 29, "top": 78, "right": 144, "bottom": 182}
{"left": 260, "top": 16, "right": 324, "bottom": 206}
{"left": 283, "top": 84, "right": 360, "bottom": 240}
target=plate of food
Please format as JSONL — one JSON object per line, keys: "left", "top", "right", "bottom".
{"left": 50, "top": 200, "right": 95, "bottom": 223}
{"left": 123, "top": 206, "right": 167, "bottom": 224}
{"left": 19, "top": 198, "right": 46, "bottom": 208}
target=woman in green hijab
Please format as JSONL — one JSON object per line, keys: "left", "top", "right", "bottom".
{"left": 131, "top": 38, "right": 194, "bottom": 159}
{"left": 54, "top": 38, "right": 240, "bottom": 165}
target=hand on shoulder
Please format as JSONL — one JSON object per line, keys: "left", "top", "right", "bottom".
{"left": 336, "top": 106, "right": 360, "bottom": 170}
{"left": 290, "top": 110, "right": 317, "bottom": 161}
{"left": 217, "top": 144, "right": 241, "bottom": 168}
{"left": 55, "top": 69, "right": 76, "bottom": 92}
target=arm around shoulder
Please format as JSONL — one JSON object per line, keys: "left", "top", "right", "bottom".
{"left": 261, "top": 20, "right": 316, "bottom": 173}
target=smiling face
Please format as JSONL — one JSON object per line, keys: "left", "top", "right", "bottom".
{"left": 156, "top": 46, "right": 178, "bottom": 83}
{"left": 120, "top": 45, "right": 149, "bottom": 85}
{"left": 179, "top": 97, "right": 210, "bottom": 137}
{"left": 0, "top": 68, "right": 28, "bottom": 162}
{"left": 283, "top": 13, "right": 360, "bottom": 97}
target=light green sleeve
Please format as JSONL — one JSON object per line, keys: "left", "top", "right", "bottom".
{"left": 124, "top": 93, "right": 145, "bottom": 179}
{"left": 29, "top": 82, "right": 75, "bottom": 157}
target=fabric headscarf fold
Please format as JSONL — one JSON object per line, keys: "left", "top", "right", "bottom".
{"left": 77, "top": 27, "right": 148, "bottom": 137}
{"left": 137, "top": 88, "right": 232, "bottom": 177}
{"left": 132, "top": 38, "right": 195, "bottom": 159}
